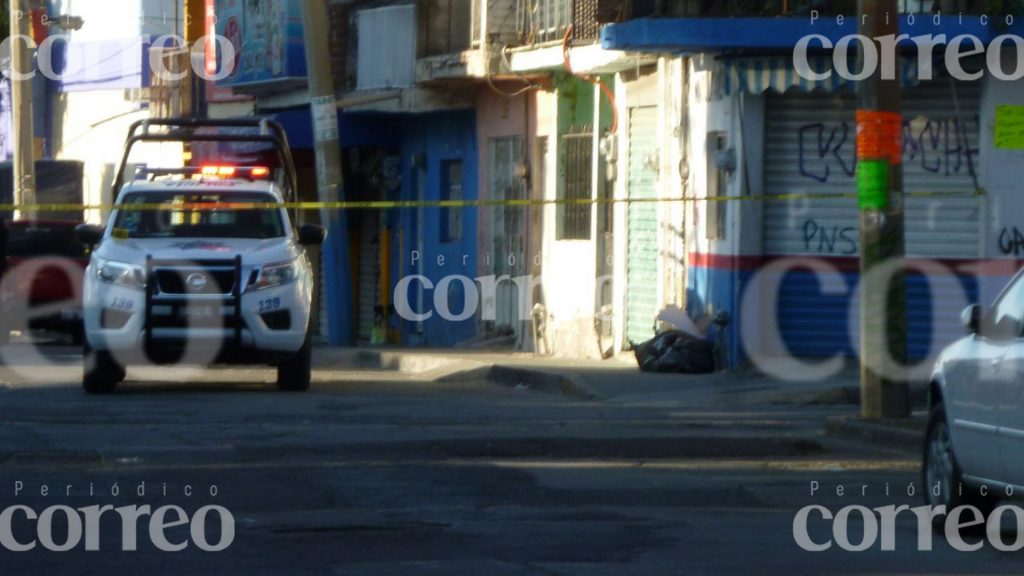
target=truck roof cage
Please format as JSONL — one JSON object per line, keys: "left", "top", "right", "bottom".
{"left": 113, "top": 118, "right": 300, "bottom": 204}
{"left": 135, "top": 166, "right": 273, "bottom": 181}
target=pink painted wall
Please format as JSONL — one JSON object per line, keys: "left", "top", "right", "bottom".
{"left": 474, "top": 83, "right": 552, "bottom": 280}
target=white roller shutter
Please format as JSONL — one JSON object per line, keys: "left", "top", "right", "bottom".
{"left": 765, "top": 79, "right": 981, "bottom": 258}
{"left": 626, "top": 106, "right": 660, "bottom": 344}
{"left": 356, "top": 6, "right": 415, "bottom": 90}
{"left": 762, "top": 78, "right": 982, "bottom": 359}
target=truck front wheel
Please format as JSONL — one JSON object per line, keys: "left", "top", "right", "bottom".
{"left": 83, "top": 343, "right": 125, "bottom": 394}
{"left": 276, "top": 331, "right": 312, "bottom": 392}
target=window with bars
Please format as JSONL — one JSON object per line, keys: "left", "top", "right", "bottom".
{"left": 522, "top": 0, "right": 601, "bottom": 44}
{"left": 560, "top": 125, "right": 592, "bottom": 240}
{"left": 490, "top": 137, "right": 527, "bottom": 278}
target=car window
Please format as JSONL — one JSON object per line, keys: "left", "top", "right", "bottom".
{"left": 983, "top": 272, "right": 1024, "bottom": 340}
{"left": 113, "top": 192, "right": 284, "bottom": 240}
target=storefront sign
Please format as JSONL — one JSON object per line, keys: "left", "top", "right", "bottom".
{"left": 214, "top": 0, "right": 308, "bottom": 88}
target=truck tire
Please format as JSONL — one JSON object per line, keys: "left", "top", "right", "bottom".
{"left": 276, "top": 331, "right": 312, "bottom": 392}
{"left": 83, "top": 343, "right": 125, "bottom": 394}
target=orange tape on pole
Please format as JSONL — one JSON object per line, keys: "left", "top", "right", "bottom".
{"left": 856, "top": 110, "right": 902, "bottom": 164}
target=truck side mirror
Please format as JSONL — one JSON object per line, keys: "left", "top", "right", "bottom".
{"left": 961, "top": 304, "right": 981, "bottom": 334}
{"left": 298, "top": 224, "right": 326, "bottom": 246}
{"left": 75, "top": 224, "right": 104, "bottom": 247}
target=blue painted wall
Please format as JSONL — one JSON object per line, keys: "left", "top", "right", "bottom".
{"left": 773, "top": 269, "right": 980, "bottom": 360}
{"left": 280, "top": 108, "right": 477, "bottom": 347}
{"left": 392, "top": 110, "right": 479, "bottom": 347}
{"left": 686, "top": 263, "right": 751, "bottom": 368}
{"left": 690, "top": 262, "right": 981, "bottom": 367}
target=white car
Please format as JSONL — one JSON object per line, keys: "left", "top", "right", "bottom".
{"left": 925, "top": 269, "right": 1024, "bottom": 522}
{"left": 75, "top": 119, "right": 326, "bottom": 394}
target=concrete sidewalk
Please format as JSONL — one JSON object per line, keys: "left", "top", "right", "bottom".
{"left": 312, "top": 347, "right": 919, "bottom": 409}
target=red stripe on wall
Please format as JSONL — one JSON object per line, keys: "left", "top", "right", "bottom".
{"left": 686, "top": 253, "right": 764, "bottom": 271}
{"left": 686, "top": 253, "right": 1024, "bottom": 277}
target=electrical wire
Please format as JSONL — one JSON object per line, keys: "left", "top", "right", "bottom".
{"left": 484, "top": 46, "right": 541, "bottom": 99}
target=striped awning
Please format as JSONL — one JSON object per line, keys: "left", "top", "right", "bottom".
{"left": 723, "top": 56, "right": 921, "bottom": 95}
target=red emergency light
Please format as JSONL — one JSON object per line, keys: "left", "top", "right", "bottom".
{"left": 197, "top": 166, "right": 270, "bottom": 179}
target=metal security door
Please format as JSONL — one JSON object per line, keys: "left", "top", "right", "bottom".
{"left": 626, "top": 107, "right": 659, "bottom": 344}
{"left": 763, "top": 78, "right": 981, "bottom": 358}
{"left": 356, "top": 212, "right": 380, "bottom": 342}
{"left": 491, "top": 137, "right": 527, "bottom": 335}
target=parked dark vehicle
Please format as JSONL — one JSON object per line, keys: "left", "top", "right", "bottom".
{"left": 0, "top": 220, "right": 89, "bottom": 344}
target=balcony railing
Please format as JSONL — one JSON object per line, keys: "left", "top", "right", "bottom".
{"left": 520, "top": 0, "right": 601, "bottom": 44}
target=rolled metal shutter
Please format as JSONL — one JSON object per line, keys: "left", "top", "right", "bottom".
{"left": 357, "top": 213, "right": 380, "bottom": 342}
{"left": 763, "top": 78, "right": 981, "bottom": 358}
{"left": 626, "top": 106, "right": 660, "bottom": 344}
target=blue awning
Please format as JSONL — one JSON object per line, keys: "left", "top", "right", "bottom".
{"left": 723, "top": 55, "right": 921, "bottom": 95}
{"left": 602, "top": 16, "right": 1024, "bottom": 53}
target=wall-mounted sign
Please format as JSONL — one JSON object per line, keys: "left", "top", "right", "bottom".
{"left": 995, "top": 105, "right": 1024, "bottom": 150}
{"left": 214, "top": 0, "right": 308, "bottom": 89}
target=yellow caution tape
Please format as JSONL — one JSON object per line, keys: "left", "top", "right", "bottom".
{"left": 3, "top": 189, "right": 985, "bottom": 212}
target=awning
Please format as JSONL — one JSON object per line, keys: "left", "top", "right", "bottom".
{"left": 723, "top": 55, "right": 921, "bottom": 95}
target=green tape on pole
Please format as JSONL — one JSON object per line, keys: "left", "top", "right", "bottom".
{"left": 857, "top": 159, "right": 889, "bottom": 210}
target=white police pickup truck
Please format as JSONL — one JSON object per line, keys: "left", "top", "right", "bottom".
{"left": 75, "top": 119, "right": 326, "bottom": 394}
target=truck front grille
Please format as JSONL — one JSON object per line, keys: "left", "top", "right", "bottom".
{"left": 155, "top": 268, "right": 237, "bottom": 295}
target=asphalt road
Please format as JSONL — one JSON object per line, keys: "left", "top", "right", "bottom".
{"left": 0, "top": 343, "right": 1020, "bottom": 575}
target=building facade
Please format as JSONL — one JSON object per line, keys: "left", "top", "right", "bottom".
{"left": 604, "top": 12, "right": 1023, "bottom": 368}
{"left": 38, "top": 0, "right": 1024, "bottom": 367}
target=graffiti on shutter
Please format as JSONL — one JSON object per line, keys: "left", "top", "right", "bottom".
{"left": 763, "top": 78, "right": 981, "bottom": 359}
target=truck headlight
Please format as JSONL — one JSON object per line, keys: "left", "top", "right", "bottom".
{"left": 96, "top": 258, "right": 145, "bottom": 290}
{"left": 252, "top": 260, "right": 298, "bottom": 291}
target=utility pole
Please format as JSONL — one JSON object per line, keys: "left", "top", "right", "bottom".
{"left": 9, "top": 0, "right": 35, "bottom": 221}
{"left": 857, "top": 0, "right": 909, "bottom": 419}
{"left": 299, "top": 0, "right": 353, "bottom": 346}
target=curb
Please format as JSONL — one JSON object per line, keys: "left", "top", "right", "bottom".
{"left": 765, "top": 383, "right": 930, "bottom": 408}
{"left": 440, "top": 364, "right": 599, "bottom": 400}
{"left": 314, "top": 349, "right": 462, "bottom": 374}
{"left": 762, "top": 385, "right": 860, "bottom": 406}
{"left": 332, "top": 348, "right": 603, "bottom": 401}
{"left": 825, "top": 416, "right": 925, "bottom": 453}
{"left": 486, "top": 365, "right": 599, "bottom": 401}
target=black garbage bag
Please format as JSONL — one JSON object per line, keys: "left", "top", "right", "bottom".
{"left": 632, "top": 330, "right": 715, "bottom": 374}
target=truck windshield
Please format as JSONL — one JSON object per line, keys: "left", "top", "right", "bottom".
{"left": 113, "top": 192, "right": 285, "bottom": 239}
